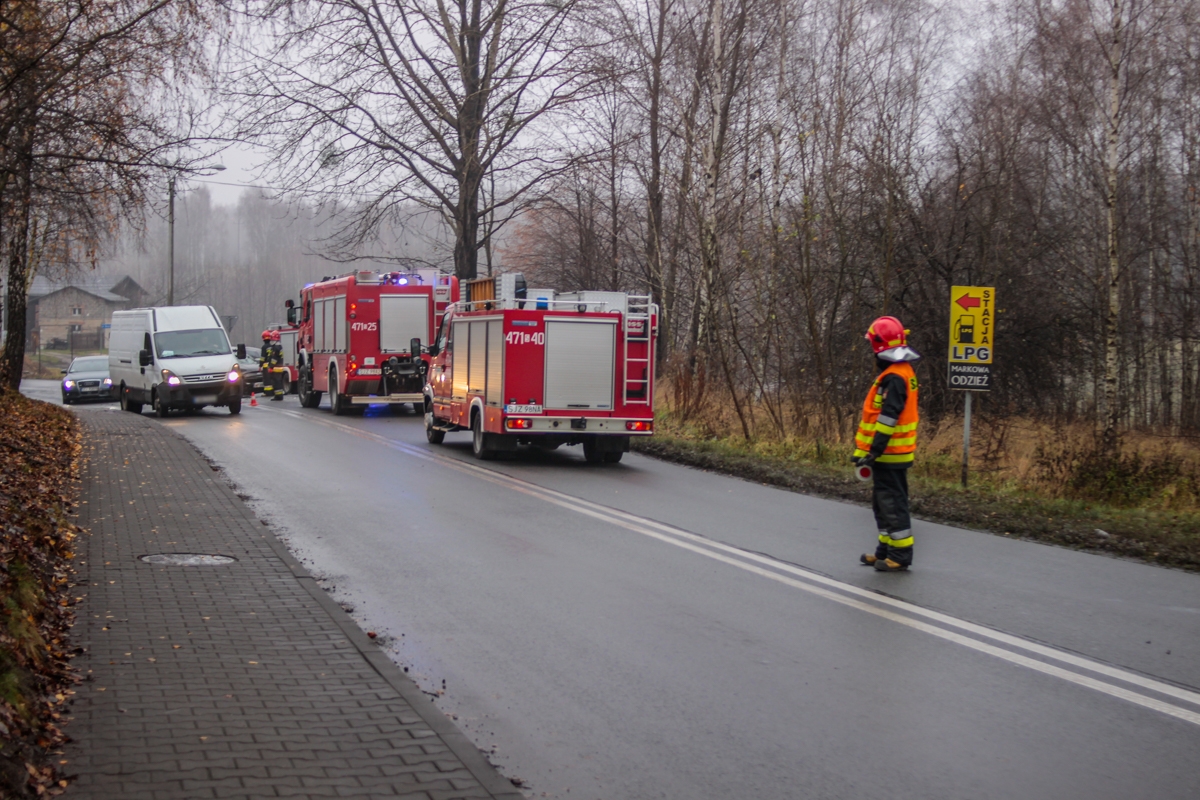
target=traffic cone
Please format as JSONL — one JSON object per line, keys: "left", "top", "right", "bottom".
{"left": 250, "top": 391, "right": 258, "bottom": 407}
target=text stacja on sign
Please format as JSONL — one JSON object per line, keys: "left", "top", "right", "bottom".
{"left": 948, "top": 285, "right": 994, "bottom": 391}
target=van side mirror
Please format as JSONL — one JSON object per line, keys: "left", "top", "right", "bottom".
{"left": 236, "top": 343, "right": 247, "bottom": 360}
{"left": 410, "top": 337, "right": 422, "bottom": 357}
{"left": 138, "top": 349, "right": 152, "bottom": 367}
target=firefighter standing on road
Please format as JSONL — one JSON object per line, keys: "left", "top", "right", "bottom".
{"left": 854, "top": 316, "right": 921, "bottom": 572}
{"left": 257, "top": 331, "right": 271, "bottom": 397}
{"left": 261, "top": 330, "right": 286, "bottom": 401}
{"left": 267, "top": 330, "right": 286, "bottom": 401}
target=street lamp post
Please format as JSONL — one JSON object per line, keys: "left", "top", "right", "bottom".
{"left": 167, "top": 164, "right": 225, "bottom": 306}
{"left": 168, "top": 175, "right": 175, "bottom": 306}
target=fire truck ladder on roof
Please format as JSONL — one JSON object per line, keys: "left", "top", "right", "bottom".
{"left": 623, "top": 295, "right": 653, "bottom": 406}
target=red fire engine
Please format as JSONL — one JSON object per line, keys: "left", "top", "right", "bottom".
{"left": 291, "top": 269, "right": 459, "bottom": 414}
{"left": 423, "top": 274, "right": 657, "bottom": 462}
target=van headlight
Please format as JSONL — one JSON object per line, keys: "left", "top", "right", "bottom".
{"left": 227, "top": 367, "right": 240, "bottom": 383}
{"left": 161, "top": 369, "right": 182, "bottom": 387}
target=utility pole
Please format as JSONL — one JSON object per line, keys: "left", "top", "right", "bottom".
{"left": 166, "top": 165, "right": 224, "bottom": 307}
{"left": 167, "top": 175, "right": 176, "bottom": 306}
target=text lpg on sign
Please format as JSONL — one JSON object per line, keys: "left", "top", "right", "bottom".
{"left": 948, "top": 286, "right": 995, "bottom": 391}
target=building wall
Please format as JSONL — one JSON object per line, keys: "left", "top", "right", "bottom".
{"left": 33, "top": 287, "right": 127, "bottom": 350}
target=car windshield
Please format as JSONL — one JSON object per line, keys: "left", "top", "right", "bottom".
{"left": 68, "top": 357, "right": 108, "bottom": 373}
{"left": 154, "top": 329, "right": 231, "bottom": 359}
{"left": 243, "top": 346, "right": 261, "bottom": 361}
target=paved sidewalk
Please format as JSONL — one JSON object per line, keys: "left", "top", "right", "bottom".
{"left": 65, "top": 410, "right": 525, "bottom": 800}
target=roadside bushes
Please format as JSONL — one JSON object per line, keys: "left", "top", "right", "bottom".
{"left": 1033, "top": 438, "right": 1199, "bottom": 509}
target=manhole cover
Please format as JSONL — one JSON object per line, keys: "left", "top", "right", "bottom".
{"left": 139, "top": 553, "right": 238, "bottom": 566}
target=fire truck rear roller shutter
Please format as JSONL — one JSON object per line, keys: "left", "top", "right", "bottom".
{"left": 452, "top": 321, "right": 470, "bottom": 398}
{"left": 486, "top": 320, "right": 503, "bottom": 405}
{"left": 379, "top": 295, "right": 429, "bottom": 353}
{"left": 333, "top": 296, "right": 347, "bottom": 351}
{"left": 280, "top": 330, "right": 298, "bottom": 362}
{"left": 312, "top": 298, "right": 323, "bottom": 351}
{"left": 323, "top": 298, "right": 335, "bottom": 351}
{"left": 468, "top": 320, "right": 487, "bottom": 394}
{"left": 544, "top": 320, "right": 616, "bottom": 410}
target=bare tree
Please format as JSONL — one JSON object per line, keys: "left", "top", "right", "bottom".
{"left": 235, "top": 0, "right": 600, "bottom": 280}
{"left": 0, "top": 0, "right": 217, "bottom": 389}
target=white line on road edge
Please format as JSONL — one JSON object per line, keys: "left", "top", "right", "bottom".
{"left": 276, "top": 409, "right": 1200, "bottom": 727}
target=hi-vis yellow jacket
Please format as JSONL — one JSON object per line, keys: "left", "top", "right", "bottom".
{"left": 853, "top": 361, "right": 919, "bottom": 466}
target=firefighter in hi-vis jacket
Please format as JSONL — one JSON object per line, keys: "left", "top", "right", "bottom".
{"left": 854, "top": 316, "right": 921, "bottom": 571}
{"left": 261, "top": 330, "right": 285, "bottom": 401}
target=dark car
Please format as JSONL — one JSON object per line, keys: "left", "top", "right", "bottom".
{"left": 238, "top": 346, "right": 264, "bottom": 395}
{"left": 62, "top": 355, "right": 117, "bottom": 404}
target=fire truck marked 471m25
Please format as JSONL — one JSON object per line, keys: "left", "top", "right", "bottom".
{"left": 422, "top": 274, "right": 658, "bottom": 464}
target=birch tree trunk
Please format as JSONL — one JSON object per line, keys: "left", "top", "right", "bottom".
{"left": 1102, "top": 0, "right": 1124, "bottom": 450}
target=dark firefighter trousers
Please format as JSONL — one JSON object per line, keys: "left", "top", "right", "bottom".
{"left": 267, "top": 367, "right": 285, "bottom": 398}
{"left": 871, "top": 466, "right": 914, "bottom": 566}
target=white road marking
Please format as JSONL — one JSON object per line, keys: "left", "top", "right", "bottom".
{"left": 273, "top": 407, "right": 1200, "bottom": 726}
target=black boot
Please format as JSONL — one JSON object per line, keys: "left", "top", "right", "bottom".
{"left": 873, "top": 545, "right": 913, "bottom": 571}
{"left": 860, "top": 536, "right": 889, "bottom": 566}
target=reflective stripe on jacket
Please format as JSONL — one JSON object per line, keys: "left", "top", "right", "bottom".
{"left": 853, "top": 361, "right": 919, "bottom": 465}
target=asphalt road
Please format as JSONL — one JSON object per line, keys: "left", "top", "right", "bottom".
{"left": 24, "top": 379, "right": 1200, "bottom": 799}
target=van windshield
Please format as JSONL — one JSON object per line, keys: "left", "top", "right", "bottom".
{"left": 154, "top": 329, "right": 231, "bottom": 359}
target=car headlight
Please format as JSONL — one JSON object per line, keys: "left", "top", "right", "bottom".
{"left": 63, "top": 379, "right": 75, "bottom": 389}
{"left": 161, "top": 369, "right": 182, "bottom": 387}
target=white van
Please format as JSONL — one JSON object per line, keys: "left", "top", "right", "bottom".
{"left": 109, "top": 305, "right": 247, "bottom": 416}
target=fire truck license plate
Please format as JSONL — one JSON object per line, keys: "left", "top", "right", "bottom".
{"left": 505, "top": 404, "right": 542, "bottom": 414}
{"left": 357, "top": 368, "right": 381, "bottom": 375}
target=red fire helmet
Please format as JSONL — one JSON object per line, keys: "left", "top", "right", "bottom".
{"left": 268, "top": 330, "right": 281, "bottom": 342}
{"left": 865, "top": 316, "right": 908, "bottom": 354}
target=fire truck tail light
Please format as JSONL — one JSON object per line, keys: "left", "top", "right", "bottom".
{"left": 626, "top": 421, "right": 652, "bottom": 432}
{"left": 506, "top": 418, "right": 532, "bottom": 430}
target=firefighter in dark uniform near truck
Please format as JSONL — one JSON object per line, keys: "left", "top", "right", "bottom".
{"left": 854, "top": 316, "right": 921, "bottom": 571}
{"left": 265, "top": 330, "right": 285, "bottom": 401}
{"left": 257, "top": 331, "right": 271, "bottom": 397}
{"left": 259, "top": 330, "right": 285, "bottom": 401}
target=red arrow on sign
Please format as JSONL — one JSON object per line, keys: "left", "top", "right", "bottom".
{"left": 956, "top": 294, "right": 981, "bottom": 310}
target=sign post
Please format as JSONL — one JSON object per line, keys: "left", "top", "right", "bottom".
{"left": 948, "top": 285, "right": 995, "bottom": 487}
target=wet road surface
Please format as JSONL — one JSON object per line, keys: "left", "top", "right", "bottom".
{"left": 24, "top": 379, "right": 1200, "bottom": 799}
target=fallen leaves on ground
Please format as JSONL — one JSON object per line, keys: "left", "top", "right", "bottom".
{"left": 0, "top": 388, "right": 82, "bottom": 797}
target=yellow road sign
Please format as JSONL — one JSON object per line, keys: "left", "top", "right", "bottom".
{"left": 948, "top": 286, "right": 994, "bottom": 364}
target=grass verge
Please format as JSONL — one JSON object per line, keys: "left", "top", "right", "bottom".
{"left": 0, "top": 388, "right": 81, "bottom": 797}
{"left": 632, "top": 431, "right": 1200, "bottom": 572}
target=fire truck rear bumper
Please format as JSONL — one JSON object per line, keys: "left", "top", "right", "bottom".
{"left": 349, "top": 393, "right": 423, "bottom": 405}
{"left": 506, "top": 416, "right": 654, "bottom": 435}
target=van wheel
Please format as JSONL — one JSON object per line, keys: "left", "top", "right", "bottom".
{"left": 228, "top": 396, "right": 242, "bottom": 415}
{"left": 120, "top": 385, "right": 143, "bottom": 414}
{"left": 471, "top": 413, "right": 495, "bottom": 460}
{"left": 330, "top": 369, "right": 348, "bottom": 416}
{"left": 153, "top": 390, "right": 170, "bottom": 418}
{"left": 425, "top": 406, "right": 445, "bottom": 444}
